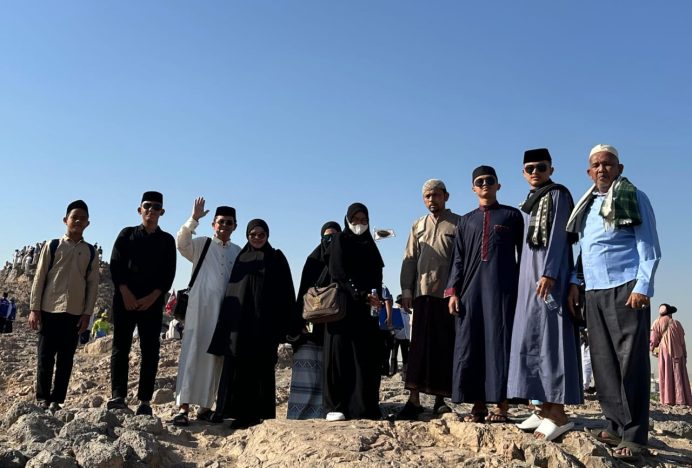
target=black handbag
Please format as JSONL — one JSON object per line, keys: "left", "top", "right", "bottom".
{"left": 173, "top": 238, "right": 212, "bottom": 321}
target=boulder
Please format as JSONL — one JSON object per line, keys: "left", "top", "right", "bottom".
{"left": 74, "top": 438, "right": 124, "bottom": 468}
{"left": 151, "top": 388, "right": 174, "bottom": 405}
{"left": 83, "top": 337, "right": 113, "bottom": 355}
{"left": 7, "top": 413, "right": 61, "bottom": 445}
{"left": 114, "top": 430, "right": 161, "bottom": 466}
{"left": 0, "top": 449, "right": 29, "bottom": 468}
{"left": 122, "top": 415, "right": 164, "bottom": 435}
{"left": 25, "top": 450, "right": 78, "bottom": 468}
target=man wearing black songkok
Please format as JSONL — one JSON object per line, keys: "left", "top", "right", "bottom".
{"left": 445, "top": 167, "right": 524, "bottom": 423}
{"left": 173, "top": 197, "right": 241, "bottom": 425}
{"left": 29, "top": 200, "right": 99, "bottom": 411}
{"left": 108, "top": 191, "right": 176, "bottom": 416}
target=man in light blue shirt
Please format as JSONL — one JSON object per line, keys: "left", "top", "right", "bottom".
{"left": 567, "top": 144, "right": 661, "bottom": 462}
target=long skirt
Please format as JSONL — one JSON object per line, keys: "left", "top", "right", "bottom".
{"left": 287, "top": 341, "right": 325, "bottom": 419}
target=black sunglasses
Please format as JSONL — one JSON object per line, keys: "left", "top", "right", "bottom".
{"left": 141, "top": 202, "right": 163, "bottom": 211}
{"left": 524, "top": 163, "right": 549, "bottom": 174}
{"left": 473, "top": 176, "right": 497, "bottom": 187}
{"left": 216, "top": 219, "right": 235, "bottom": 226}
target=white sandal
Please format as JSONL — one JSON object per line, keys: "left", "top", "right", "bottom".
{"left": 534, "top": 419, "right": 574, "bottom": 442}
{"left": 516, "top": 413, "right": 543, "bottom": 431}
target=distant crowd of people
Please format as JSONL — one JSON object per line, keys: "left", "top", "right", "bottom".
{"left": 15, "top": 143, "right": 691, "bottom": 464}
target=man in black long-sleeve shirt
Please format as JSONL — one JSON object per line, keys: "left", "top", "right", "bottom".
{"left": 108, "top": 191, "right": 176, "bottom": 416}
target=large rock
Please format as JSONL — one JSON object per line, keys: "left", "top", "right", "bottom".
{"left": 83, "top": 337, "right": 113, "bottom": 354}
{"left": 0, "top": 449, "right": 29, "bottom": 468}
{"left": 654, "top": 420, "right": 692, "bottom": 439}
{"left": 74, "top": 438, "right": 124, "bottom": 468}
{"left": 7, "top": 413, "right": 61, "bottom": 445}
{"left": 3, "top": 402, "right": 43, "bottom": 429}
{"left": 58, "top": 418, "right": 108, "bottom": 439}
{"left": 122, "top": 415, "right": 164, "bottom": 435}
{"left": 151, "top": 388, "right": 174, "bottom": 405}
{"left": 114, "top": 430, "right": 161, "bottom": 466}
{"left": 25, "top": 450, "right": 79, "bottom": 468}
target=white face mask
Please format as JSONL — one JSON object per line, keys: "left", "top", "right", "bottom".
{"left": 348, "top": 222, "right": 369, "bottom": 236}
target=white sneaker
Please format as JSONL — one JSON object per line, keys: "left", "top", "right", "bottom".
{"left": 325, "top": 412, "right": 346, "bottom": 421}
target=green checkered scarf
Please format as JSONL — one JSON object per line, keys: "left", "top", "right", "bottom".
{"left": 566, "top": 176, "right": 642, "bottom": 233}
{"left": 521, "top": 183, "right": 576, "bottom": 248}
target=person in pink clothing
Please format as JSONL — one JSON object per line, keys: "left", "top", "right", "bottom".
{"left": 650, "top": 304, "right": 692, "bottom": 406}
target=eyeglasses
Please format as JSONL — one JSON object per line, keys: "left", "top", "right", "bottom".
{"left": 473, "top": 176, "right": 497, "bottom": 187}
{"left": 249, "top": 231, "right": 267, "bottom": 239}
{"left": 216, "top": 219, "right": 235, "bottom": 226}
{"left": 141, "top": 202, "right": 163, "bottom": 211}
{"left": 524, "top": 163, "right": 549, "bottom": 174}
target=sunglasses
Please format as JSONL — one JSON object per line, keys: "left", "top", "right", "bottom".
{"left": 524, "top": 163, "right": 549, "bottom": 174}
{"left": 141, "top": 202, "right": 163, "bottom": 211}
{"left": 249, "top": 231, "right": 267, "bottom": 239}
{"left": 216, "top": 219, "right": 235, "bottom": 226}
{"left": 473, "top": 176, "right": 497, "bottom": 187}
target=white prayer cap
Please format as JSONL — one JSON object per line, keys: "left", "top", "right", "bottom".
{"left": 589, "top": 144, "right": 619, "bottom": 159}
{"left": 422, "top": 179, "right": 447, "bottom": 194}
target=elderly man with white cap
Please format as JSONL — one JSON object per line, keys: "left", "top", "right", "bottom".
{"left": 566, "top": 144, "right": 661, "bottom": 462}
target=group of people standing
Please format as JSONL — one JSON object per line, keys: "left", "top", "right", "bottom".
{"left": 388, "top": 143, "right": 662, "bottom": 462}
{"left": 23, "top": 143, "right": 681, "bottom": 463}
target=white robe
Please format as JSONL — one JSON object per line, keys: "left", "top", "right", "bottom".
{"left": 175, "top": 218, "right": 241, "bottom": 408}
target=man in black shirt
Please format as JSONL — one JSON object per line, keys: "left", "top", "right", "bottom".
{"left": 108, "top": 191, "right": 176, "bottom": 415}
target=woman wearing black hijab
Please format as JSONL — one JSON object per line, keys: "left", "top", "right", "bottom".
{"left": 324, "top": 203, "right": 384, "bottom": 421}
{"left": 208, "top": 219, "right": 296, "bottom": 429}
{"left": 287, "top": 221, "right": 342, "bottom": 420}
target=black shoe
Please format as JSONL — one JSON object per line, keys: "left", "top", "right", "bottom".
{"left": 395, "top": 402, "right": 424, "bottom": 421}
{"left": 433, "top": 401, "right": 452, "bottom": 415}
{"left": 229, "top": 418, "right": 261, "bottom": 430}
{"left": 49, "top": 402, "right": 62, "bottom": 412}
{"left": 172, "top": 412, "right": 190, "bottom": 427}
{"left": 107, "top": 397, "right": 128, "bottom": 410}
{"left": 136, "top": 403, "right": 153, "bottom": 416}
{"left": 197, "top": 409, "right": 223, "bottom": 423}
{"left": 37, "top": 400, "right": 50, "bottom": 410}
{"left": 389, "top": 360, "right": 398, "bottom": 376}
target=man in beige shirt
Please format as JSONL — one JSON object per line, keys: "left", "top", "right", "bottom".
{"left": 29, "top": 200, "right": 99, "bottom": 411}
{"left": 396, "top": 179, "right": 460, "bottom": 420}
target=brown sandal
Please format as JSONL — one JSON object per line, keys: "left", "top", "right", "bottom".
{"left": 485, "top": 411, "right": 510, "bottom": 423}
{"left": 463, "top": 411, "right": 488, "bottom": 423}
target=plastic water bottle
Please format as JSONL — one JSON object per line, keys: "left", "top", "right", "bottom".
{"left": 370, "top": 289, "right": 379, "bottom": 317}
{"left": 537, "top": 281, "right": 559, "bottom": 311}
{"left": 544, "top": 293, "right": 559, "bottom": 311}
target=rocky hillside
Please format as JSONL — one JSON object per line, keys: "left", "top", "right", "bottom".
{"left": 0, "top": 271, "right": 690, "bottom": 467}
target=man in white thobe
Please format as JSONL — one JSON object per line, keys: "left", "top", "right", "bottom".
{"left": 173, "top": 197, "right": 241, "bottom": 426}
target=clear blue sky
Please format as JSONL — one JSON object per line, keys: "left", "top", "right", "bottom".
{"left": 1, "top": 2, "right": 690, "bottom": 371}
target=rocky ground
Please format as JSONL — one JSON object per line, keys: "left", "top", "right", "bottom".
{"left": 1, "top": 325, "right": 691, "bottom": 467}
{"left": 0, "top": 268, "right": 691, "bottom": 467}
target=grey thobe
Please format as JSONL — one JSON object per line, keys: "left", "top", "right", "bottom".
{"left": 507, "top": 188, "right": 583, "bottom": 404}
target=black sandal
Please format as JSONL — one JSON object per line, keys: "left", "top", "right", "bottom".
{"left": 172, "top": 412, "right": 190, "bottom": 427}
{"left": 584, "top": 427, "right": 621, "bottom": 446}
{"left": 613, "top": 441, "right": 650, "bottom": 462}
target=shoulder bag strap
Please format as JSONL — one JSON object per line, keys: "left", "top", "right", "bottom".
{"left": 188, "top": 238, "right": 212, "bottom": 289}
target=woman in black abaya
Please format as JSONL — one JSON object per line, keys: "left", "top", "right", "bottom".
{"left": 208, "top": 219, "right": 295, "bottom": 429}
{"left": 323, "top": 203, "right": 384, "bottom": 421}
{"left": 286, "top": 221, "right": 341, "bottom": 420}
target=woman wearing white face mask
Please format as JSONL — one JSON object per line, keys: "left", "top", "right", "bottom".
{"left": 323, "top": 203, "right": 385, "bottom": 421}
